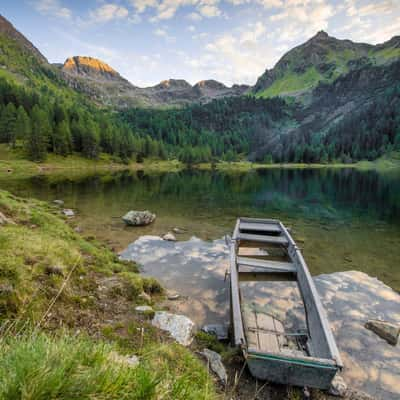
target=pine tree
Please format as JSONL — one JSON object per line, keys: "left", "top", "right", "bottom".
{"left": 14, "top": 106, "right": 31, "bottom": 144}
{"left": 0, "top": 103, "right": 17, "bottom": 145}
{"left": 54, "top": 120, "right": 72, "bottom": 156}
{"left": 26, "top": 105, "right": 49, "bottom": 161}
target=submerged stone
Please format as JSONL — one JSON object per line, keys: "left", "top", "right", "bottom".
{"left": 122, "top": 210, "right": 156, "bottom": 226}
{"left": 162, "top": 232, "right": 177, "bottom": 241}
{"left": 62, "top": 209, "right": 75, "bottom": 217}
{"left": 365, "top": 320, "right": 400, "bottom": 345}
{"left": 201, "top": 324, "right": 229, "bottom": 341}
{"left": 329, "top": 375, "right": 348, "bottom": 397}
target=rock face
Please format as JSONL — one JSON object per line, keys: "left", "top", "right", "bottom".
{"left": 365, "top": 320, "right": 400, "bottom": 345}
{"left": 122, "top": 210, "right": 155, "bottom": 226}
{"left": 152, "top": 311, "right": 195, "bottom": 346}
{"left": 62, "top": 56, "right": 122, "bottom": 82}
{"left": 200, "top": 348, "right": 227, "bottom": 384}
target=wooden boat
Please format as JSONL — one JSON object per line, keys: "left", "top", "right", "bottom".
{"left": 228, "top": 217, "right": 343, "bottom": 389}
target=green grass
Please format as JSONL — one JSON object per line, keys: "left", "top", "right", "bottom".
{"left": 256, "top": 67, "right": 323, "bottom": 98}
{"left": 0, "top": 144, "right": 183, "bottom": 180}
{"left": 0, "top": 190, "right": 219, "bottom": 398}
{"left": 0, "top": 331, "right": 217, "bottom": 400}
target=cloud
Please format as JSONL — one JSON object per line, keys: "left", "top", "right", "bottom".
{"left": 131, "top": 0, "right": 222, "bottom": 21}
{"left": 32, "top": 0, "right": 72, "bottom": 19}
{"left": 89, "top": 3, "right": 129, "bottom": 23}
{"left": 268, "top": 0, "right": 335, "bottom": 42}
{"left": 346, "top": 0, "right": 398, "bottom": 17}
{"left": 201, "top": 21, "right": 280, "bottom": 84}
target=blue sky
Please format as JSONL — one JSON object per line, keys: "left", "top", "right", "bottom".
{"left": 2, "top": 0, "right": 400, "bottom": 86}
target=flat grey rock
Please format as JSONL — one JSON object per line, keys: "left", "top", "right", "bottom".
{"left": 152, "top": 311, "right": 195, "bottom": 346}
{"left": 200, "top": 348, "right": 227, "bottom": 384}
{"left": 365, "top": 319, "right": 400, "bottom": 345}
{"left": 162, "top": 232, "right": 177, "bottom": 241}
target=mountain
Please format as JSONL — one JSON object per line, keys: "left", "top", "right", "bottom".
{"left": 0, "top": 14, "right": 47, "bottom": 64}
{"left": 253, "top": 31, "right": 400, "bottom": 99}
{"left": 60, "top": 58, "right": 249, "bottom": 107}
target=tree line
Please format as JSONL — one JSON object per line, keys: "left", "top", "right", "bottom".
{"left": 120, "top": 96, "right": 289, "bottom": 163}
{"left": 0, "top": 78, "right": 167, "bottom": 162}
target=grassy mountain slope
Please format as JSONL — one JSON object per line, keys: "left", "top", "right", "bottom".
{"left": 253, "top": 31, "right": 400, "bottom": 99}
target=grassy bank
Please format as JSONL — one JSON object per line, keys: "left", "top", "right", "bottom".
{"left": 1, "top": 145, "right": 400, "bottom": 182}
{"left": 0, "top": 144, "right": 183, "bottom": 180}
{"left": 0, "top": 189, "right": 217, "bottom": 399}
{"left": 197, "top": 152, "right": 400, "bottom": 173}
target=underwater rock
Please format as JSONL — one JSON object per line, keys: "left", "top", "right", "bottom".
{"left": 163, "top": 232, "right": 177, "bottom": 241}
{"left": 152, "top": 311, "right": 195, "bottom": 346}
{"left": 365, "top": 320, "right": 400, "bottom": 345}
{"left": 201, "top": 324, "right": 229, "bottom": 341}
{"left": 62, "top": 209, "right": 75, "bottom": 217}
{"left": 122, "top": 210, "right": 155, "bottom": 226}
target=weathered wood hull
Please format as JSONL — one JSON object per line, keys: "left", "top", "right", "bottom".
{"left": 229, "top": 217, "right": 343, "bottom": 389}
{"left": 246, "top": 352, "right": 338, "bottom": 389}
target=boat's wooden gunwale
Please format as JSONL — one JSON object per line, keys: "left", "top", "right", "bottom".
{"left": 229, "top": 217, "right": 343, "bottom": 387}
{"left": 278, "top": 222, "right": 343, "bottom": 369}
{"left": 246, "top": 348, "right": 337, "bottom": 367}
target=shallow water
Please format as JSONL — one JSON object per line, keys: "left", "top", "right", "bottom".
{"left": 3, "top": 167, "right": 400, "bottom": 290}
{"left": 120, "top": 236, "right": 400, "bottom": 400}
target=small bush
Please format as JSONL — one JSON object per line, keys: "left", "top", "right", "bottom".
{"left": 143, "top": 277, "right": 163, "bottom": 294}
{"left": 119, "top": 271, "right": 144, "bottom": 299}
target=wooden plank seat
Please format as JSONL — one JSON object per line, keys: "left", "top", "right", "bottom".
{"left": 237, "top": 257, "right": 296, "bottom": 274}
{"left": 238, "top": 233, "right": 289, "bottom": 246}
{"left": 239, "top": 222, "right": 281, "bottom": 234}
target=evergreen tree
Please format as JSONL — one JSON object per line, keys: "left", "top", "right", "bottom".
{"left": 0, "top": 103, "right": 17, "bottom": 145}
{"left": 26, "top": 105, "right": 49, "bottom": 161}
{"left": 14, "top": 106, "right": 31, "bottom": 144}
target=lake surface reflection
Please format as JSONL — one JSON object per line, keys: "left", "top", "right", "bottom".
{"left": 3, "top": 167, "right": 400, "bottom": 290}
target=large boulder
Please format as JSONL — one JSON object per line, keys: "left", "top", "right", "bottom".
{"left": 365, "top": 319, "right": 400, "bottom": 345}
{"left": 122, "top": 210, "right": 156, "bottom": 226}
{"left": 152, "top": 311, "right": 195, "bottom": 346}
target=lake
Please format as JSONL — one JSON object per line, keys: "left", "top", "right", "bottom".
{"left": 4, "top": 167, "right": 400, "bottom": 291}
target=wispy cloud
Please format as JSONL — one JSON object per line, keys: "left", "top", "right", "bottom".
{"left": 32, "top": 0, "right": 72, "bottom": 19}
{"left": 89, "top": 3, "right": 130, "bottom": 23}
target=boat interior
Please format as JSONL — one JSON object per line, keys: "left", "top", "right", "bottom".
{"left": 231, "top": 217, "right": 341, "bottom": 365}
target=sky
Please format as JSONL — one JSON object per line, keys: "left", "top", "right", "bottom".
{"left": 1, "top": 0, "right": 400, "bottom": 87}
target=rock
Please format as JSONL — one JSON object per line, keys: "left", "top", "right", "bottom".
{"left": 328, "top": 375, "right": 348, "bottom": 397}
{"left": 53, "top": 199, "right": 64, "bottom": 206}
{"left": 122, "top": 210, "right": 155, "bottom": 226}
{"left": 201, "top": 324, "right": 229, "bottom": 341}
{"left": 138, "top": 291, "right": 151, "bottom": 302}
{"left": 0, "top": 211, "right": 15, "bottom": 225}
{"left": 108, "top": 351, "right": 139, "bottom": 368}
{"left": 172, "top": 227, "right": 185, "bottom": 234}
{"left": 167, "top": 290, "right": 180, "bottom": 300}
{"left": 365, "top": 319, "right": 400, "bottom": 345}
{"left": 74, "top": 226, "right": 82, "bottom": 233}
{"left": 62, "top": 209, "right": 75, "bottom": 217}
{"left": 200, "top": 348, "right": 227, "bottom": 384}
{"left": 152, "top": 311, "right": 195, "bottom": 346}
{"left": 135, "top": 305, "right": 153, "bottom": 313}
{"left": 162, "top": 232, "right": 177, "bottom": 241}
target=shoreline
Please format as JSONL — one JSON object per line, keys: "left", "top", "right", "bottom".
{"left": 1, "top": 154, "right": 400, "bottom": 181}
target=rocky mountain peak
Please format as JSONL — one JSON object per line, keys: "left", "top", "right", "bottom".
{"left": 156, "top": 79, "right": 192, "bottom": 89}
{"left": 62, "top": 56, "right": 121, "bottom": 81}
{"left": 0, "top": 14, "right": 47, "bottom": 63}
{"left": 194, "top": 80, "right": 227, "bottom": 90}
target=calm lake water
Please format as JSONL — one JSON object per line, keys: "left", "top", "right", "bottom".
{"left": 3, "top": 167, "right": 400, "bottom": 291}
